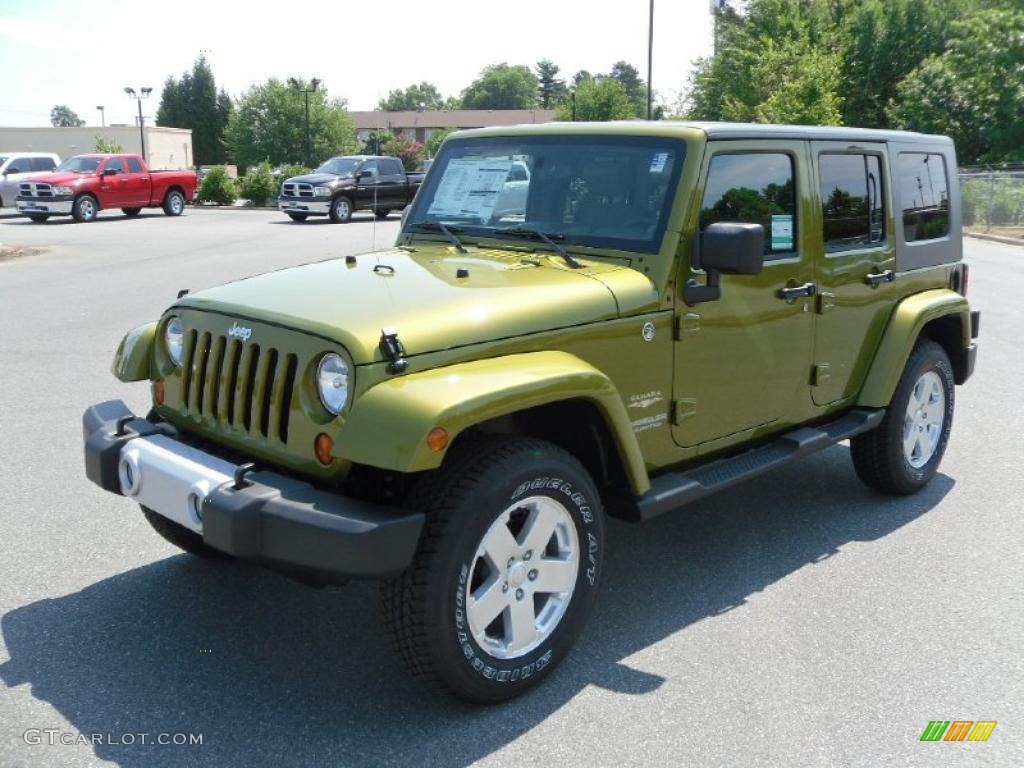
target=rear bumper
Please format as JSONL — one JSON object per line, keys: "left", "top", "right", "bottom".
{"left": 82, "top": 400, "right": 424, "bottom": 579}
{"left": 16, "top": 196, "right": 73, "bottom": 215}
{"left": 279, "top": 197, "right": 330, "bottom": 215}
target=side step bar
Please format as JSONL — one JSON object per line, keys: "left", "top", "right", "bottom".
{"left": 614, "top": 408, "right": 885, "bottom": 522}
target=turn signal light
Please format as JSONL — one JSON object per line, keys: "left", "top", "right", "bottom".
{"left": 153, "top": 379, "right": 165, "bottom": 405}
{"left": 314, "top": 433, "right": 334, "bottom": 465}
{"left": 426, "top": 427, "right": 449, "bottom": 452}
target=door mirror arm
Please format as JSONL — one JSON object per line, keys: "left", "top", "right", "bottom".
{"left": 684, "top": 222, "right": 765, "bottom": 306}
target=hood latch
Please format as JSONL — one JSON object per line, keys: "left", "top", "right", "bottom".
{"left": 379, "top": 328, "right": 409, "bottom": 374}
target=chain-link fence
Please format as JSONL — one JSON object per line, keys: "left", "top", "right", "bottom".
{"left": 959, "top": 166, "right": 1024, "bottom": 235}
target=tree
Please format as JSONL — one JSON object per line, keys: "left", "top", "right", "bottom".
{"left": 461, "top": 64, "right": 538, "bottom": 109}
{"left": 156, "top": 56, "right": 233, "bottom": 165}
{"left": 224, "top": 78, "right": 359, "bottom": 170}
{"left": 608, "top": 61, "right": 648, "bottom": 117}
{"left": 94, "top": 136, "right": 124, "bottom": 153}
{"left": 361, "top": 129, "right": 393, "bottom": 155}
{"left": 50, "top": 105, "right": 84, "bottom": 127}
{"left": 535, "top": 59, "right": 567, "bottom": 108}
{"left": 888, "top": 4, "right": 1024, "bottom": 163}
{"left": 556, "top": 79, "right": 634, "bottom": 122}
{"left": 571, "top": 70, "right": 593, "bottom": 88}
{"left": 382, "top": 134, "right": 425, "bottom": 171}
{"left": 378, "top": 82, "right": 446, "bottom": 111}
{"left": 426, "top": 127, "right": 458, "bottom": 157}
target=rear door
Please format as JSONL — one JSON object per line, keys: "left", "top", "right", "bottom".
{"left": 809, "top": 142, "right": 899, "bottom": 405}
{"left": 672, "top": 140, "right": 817, "bottom": 449}
{"left": 378, "top": 158, "right": 407, "bottom": 207}
{"left": 123, "top": 156, "right": 151, "bottom": 206}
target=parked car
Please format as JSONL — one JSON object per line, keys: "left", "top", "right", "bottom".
{"left": 15, "top": 153, "right": 197, "bottom": 223}
{"left": 83, "top": 122, "right": 978, "bottom": 703}
{"left": 0, "top": 152, "right": 60, "bottom": 208}
{"left": 278, "top": 155, "right": 424, "bottom": 223}
{"left": 491, "top": 160, "right": 531, "bottom": 219}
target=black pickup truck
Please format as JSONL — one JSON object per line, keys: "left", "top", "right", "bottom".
{"left": 279, "top": 155, "right": 424, "bottom": 223}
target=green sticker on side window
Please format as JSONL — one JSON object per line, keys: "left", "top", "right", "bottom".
{"left": 771, "top": 214, "right": 794, "bottom": 250}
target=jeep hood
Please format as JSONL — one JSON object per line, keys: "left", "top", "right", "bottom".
{"left": 175, "top": 246, "right": 658, "bottom": 365}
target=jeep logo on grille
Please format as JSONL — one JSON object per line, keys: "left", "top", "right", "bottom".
{"left": 228, "top": 322, "right": 253, "bottom": 342}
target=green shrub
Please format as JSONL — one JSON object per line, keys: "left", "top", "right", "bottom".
{"left": 382, "top": 134, "right": 425, "bottom": 171}
{"left": 426, "top": 127, "right": 457, "bottom": 157}
{"left": 237, "top": 161, "right": 277, "bottom": 205}
{"left": 94, "top": 135, "right": 124, "bottom": 153}
{"left": 276, "top": 163, "right": 311, "bottom": 181}
{"left": 197, "top": 167, "right": 236, "bottom": 205}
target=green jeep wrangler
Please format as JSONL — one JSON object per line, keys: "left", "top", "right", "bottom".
{"left": 83, "top": 122, "right": 979, "bottom": 703}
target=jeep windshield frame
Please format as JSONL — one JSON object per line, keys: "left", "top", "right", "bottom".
{"left": 403, "top": 134, "right": 686, "bottom": 255}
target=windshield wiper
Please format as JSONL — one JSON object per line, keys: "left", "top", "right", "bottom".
{"left": 492, "top": 226, "right": 581, "bottom": 269}
{"left": 409, "top": 221, "right": 468, "bottom": 253}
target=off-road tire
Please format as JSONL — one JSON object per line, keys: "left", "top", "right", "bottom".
{"left": 141, "top": 506, "right": 232, "bottom": 560}
{"left": 72, "top": 194, "right": 98, "bottom": 223}
{"left": 162, "top": 189, "right": 185, "bottom": 216}
{"left": 286, "top": 213, "right": 308, "bottom": 222}
{"left": 381, "top": 436, "right": 604, "bottom": 703}
{"left": 851, "top": 340, "right": 955, "bottom": 495}
{"left": 28, "top": 214, "right": 49, "bottom": 223}
{"left": 329, "top": 195, "right": 353, "bottom": 223}
{"left": 123, "top": 207, "right": 142, "bottom": 217}
{"left": 374, "top": 207, "right": 391, "bottom": 219}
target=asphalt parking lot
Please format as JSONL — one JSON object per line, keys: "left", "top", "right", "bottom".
{"left": 0, "top": 208, "right": 1021, "bottom": 767}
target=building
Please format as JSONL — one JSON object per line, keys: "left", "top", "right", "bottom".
{"left": 350, "top": 110, "right": 557, "bottom": 146}
{"left": 0, "top": 126, "right": 194, "bottom": 170}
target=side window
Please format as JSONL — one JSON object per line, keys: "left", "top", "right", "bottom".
{"left": 700, "top": 152, "right": 796, "bottom": 257}
{"left": 127, "top": 157, "right": 143, "bottom": 173}
{"left": 819, "top": 153, "right": 885, "bottom": 252}
{"left": 105, "top": 158, "right": 125, "bottom": 174}
{"left": 32, "top": 157, "right": 56, "bottom": 171}
{"left": 386, "top": 159, "right": 404, "bottom": 176}
{"left": 897, "top": 153, "right": 949, "bottom": 242}
{"left": 360, "top": 160, "right": 380, "bottom": 178}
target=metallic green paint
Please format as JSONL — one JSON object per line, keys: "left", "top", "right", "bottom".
{"left": 111, "top": 322, "right": 156, "bottom": 382}
{"left": 333, "top": 350, "right": 650, "bottom": 494}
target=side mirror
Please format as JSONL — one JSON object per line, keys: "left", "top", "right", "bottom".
{"left": 103, "top": 168, "right": 118, "bottom": 176}
{"left": 684, "top": 222, "right": 765, "bottom": 305}
{"left": 6, "top": 167, "right": 22, "bottom": 175}
{"left": 356, "top": 170, "right": 372, "bottom": 180}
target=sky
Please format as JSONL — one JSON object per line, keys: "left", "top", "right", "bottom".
{"left": 0, "top": 0, "right": 714, "bottom": 127}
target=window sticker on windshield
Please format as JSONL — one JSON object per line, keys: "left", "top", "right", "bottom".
{"left": 771, "top": 214, "right": 794, "bottom": 250}
{"left": 428, "top": 157, "right": 514, "bottom": 219}
{"left": 649, "top": 152, "right": 669, "bottom": 173}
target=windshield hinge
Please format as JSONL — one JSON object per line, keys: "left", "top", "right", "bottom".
{"left": 379, "top": 328, "right": 409, "bottom": 374}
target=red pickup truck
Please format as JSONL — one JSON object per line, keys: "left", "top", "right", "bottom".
{"left": 15, "top": 153, "right": 197, "bottom": 223}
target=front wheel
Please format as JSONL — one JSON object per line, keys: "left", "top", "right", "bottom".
{"left": 851, "top": 340, "right": 955, "bottom": 494}
{"left": 381, "top": 436, "right": 603, "bottom": 703}
{"left": 162, "top": 189, "right": 185, "bottom": 216}
{"left": 328, "top": 195, "right": 353, "bottom": 223}
{"left": 71, "top": 194, "right": 98, "bottom": 223}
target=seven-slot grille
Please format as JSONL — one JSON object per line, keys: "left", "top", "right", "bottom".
{"left": 281, "top": 182, "right": 314, "bottom": 198}
{"left": 179, "top": 329, "right": 299, "bottom": 444}
{"left": 19, "top": 182, "right": 54, "bottom": 198}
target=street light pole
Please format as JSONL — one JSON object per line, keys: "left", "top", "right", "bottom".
{"left": 96, "top": 106, "right": 105, "bottom": 127}
{"left": 288, "top": 77, "right": 321, "bottom": 167}
{"left": 124, "top": 87, "right": 152, "bottom": 162}
{"left": 647, "top": 0, "right": 654, "bottom": 120}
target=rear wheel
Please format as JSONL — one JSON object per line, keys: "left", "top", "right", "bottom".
{"left": 162, "top": 189, "right": 185, "bottom": 216}
{"left": 286, "top": 213, "right": 308, "bottom": 222}
{"left": 28, "top": 214, "right": 49, "bottom": 223}
{"left": 71, "top": 194, "right": 98, "bottom": 223}
{"left": 374, "top": 207, "right": 391, "bottom": 219}
{"left": 122, "top": 207, "right": 141, "bottom": 217}
{"left": 851, "top": 340, "right": 955, "bottom": 494}
{"left": 329, "top": 195, "right": 353, "bottom": 223}
{"left": 381, "top": 436, "right": 603, "bottom": 703}
{"left": 140, "top": 506, "right": 232, "bottom": 559}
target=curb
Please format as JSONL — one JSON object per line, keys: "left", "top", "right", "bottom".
{"left": 192, "top": 204, "right": 279, "bottom": 211}
{"left": 965, "top": 231, "right": 1024, "bottom": 247}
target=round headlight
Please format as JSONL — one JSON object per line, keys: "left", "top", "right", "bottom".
{"left": 165, "top": 316, "right": 184, "bottom": 366}
{"left": 317, "top": 353, "right": 350, "bottom": 415}
{"left": 314, "top": 186, "right": 332, "bottom": 197}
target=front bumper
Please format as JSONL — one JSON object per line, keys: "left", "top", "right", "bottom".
{"left": 279, "top": 196, "right": 330, "bottom": 215}
{"left": 16, "top": 196, "right": 73, "bottom": 215}
{"left": 82, "top": 400, "right": 424, "bottom": 579}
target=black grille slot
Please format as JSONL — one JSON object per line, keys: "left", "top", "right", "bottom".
{"left": 223, "top": 339, "right": 242, "bottom": 426}
{"left": 279, "top": 354, "right": 298, "bottom": 443}
{"left": 192, "top": 332, "right": 212, "bottom": 414}
{"left": 242, "top": 344, "right": 261, "bottom": 432}
{"left": 181, "top": 330, "right": 198, "bottom": 406}
{"left": 206, "top": 336, "right": 227, "bottom": 419}
{"left": 258, "top": 349, "right": 279, "bottom": 438}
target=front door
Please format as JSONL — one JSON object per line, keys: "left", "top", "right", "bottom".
{"left": 809, "top": 142, "right": 899, "bottom": 405}
{"left": 354, "top": 159, "right": 382, "bottom": 209}
{"left": 98, "top": 156, "right": 130, "bottom": 207}
{"left": 672, "top": 141, "right": 816, "bottom": 449}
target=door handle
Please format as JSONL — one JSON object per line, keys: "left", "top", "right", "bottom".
{"left": 777, "top": 282, "right": 817, "bottom": 300}
{"left": 864, "top": 269, "right": 895, "bottom": 286}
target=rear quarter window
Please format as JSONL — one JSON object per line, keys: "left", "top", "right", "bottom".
{"left": 897, "top": 152, "right": 950, "bottom": 242}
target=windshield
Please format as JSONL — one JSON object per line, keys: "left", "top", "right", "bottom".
{"left": 404, "top": 135, "right": 685, "bottom": 254}
{"left": 316, "top": 157, "right": 360, "bottom": 176}
{"left": 56, "top": 156, "right": 102, "bottom": 173}
{"left": 0, "top": 156, "right": 8, "bottom": 166}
